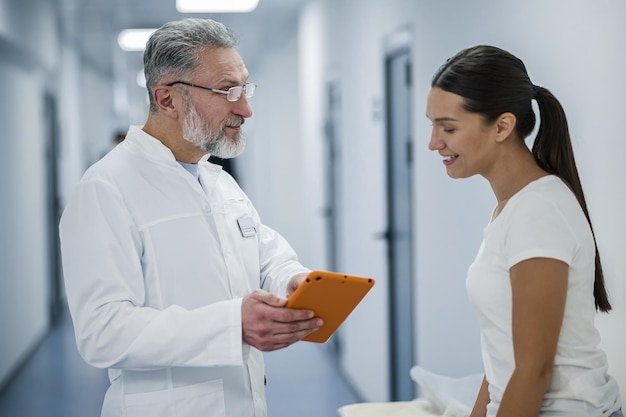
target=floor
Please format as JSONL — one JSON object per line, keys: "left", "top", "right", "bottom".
{"left": 0, "top": 311, "right": 360, "bottom": 417}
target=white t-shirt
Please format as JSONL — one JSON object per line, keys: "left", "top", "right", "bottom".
{"left": 466, "top": 175, "right": 621, "bottom": 417}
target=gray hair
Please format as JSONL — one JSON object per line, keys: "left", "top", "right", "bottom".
{"left": 144, "top": 18, "right": 239, "bottom": 112}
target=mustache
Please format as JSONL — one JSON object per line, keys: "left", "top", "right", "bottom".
{"left": 224, "top": 117, "right": 245, "bottom": 128}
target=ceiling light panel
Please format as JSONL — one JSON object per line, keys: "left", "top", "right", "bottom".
{"left": 176, "top": 0, "right": 260, "bottom": 13}
{"left": 117, "top": 29, "right": 156, "bottom": 51}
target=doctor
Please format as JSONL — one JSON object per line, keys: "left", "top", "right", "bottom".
{"left": 59, "top": 18, "right": 322, "bottom": 417}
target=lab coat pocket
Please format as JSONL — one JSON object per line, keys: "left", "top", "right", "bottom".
{"left": 124, "top": 379, "right": 226, "bottom": 417}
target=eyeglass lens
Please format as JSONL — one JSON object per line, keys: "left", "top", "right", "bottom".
{"left": 227, "top": 84, "right": 256, "bottom": 102}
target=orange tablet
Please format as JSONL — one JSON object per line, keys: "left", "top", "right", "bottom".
{"left": 285, "top": 270, "right": 375, "bottom": 343}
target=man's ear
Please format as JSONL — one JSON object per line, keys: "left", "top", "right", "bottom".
{"left": 152, "top": 85, "right": 181, "bottom": 119}
{"left": 495, "top": 112, "right": 516, "bottom": 143}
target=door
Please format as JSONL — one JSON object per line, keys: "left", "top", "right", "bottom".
{"left": 44, "top": 92, "right": 63, "bottom": 323}
{"left": 322, "top": 80, "right": 343, "bottom": 354}
{"left": 384, "top": 39, "right": 416, "bottom": 401}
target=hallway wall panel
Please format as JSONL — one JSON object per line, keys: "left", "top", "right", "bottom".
{"left": 0, "top": 0, "right": 65, "bottom": 390}
{"left": 0, "top": 53, "right": 52, "bottom": 391}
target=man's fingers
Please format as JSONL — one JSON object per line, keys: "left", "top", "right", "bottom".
{"left": 286, "top": 272, "right": 308, "bottom": 297}
{"left": 273, "top": 306, "right": 316, "bottom": 323}
{"left": 246, "top": 290, "right": 315, "bottom": 321}
{"left": 272, "top": 317, "right": 323, "bottom": 336}
{"left": 254, "top": 321, "right": 323, "bottom": 352}
{"left": 242, "top": 290, "right": 323, "bottom": 352}
{"left": 249, "top": 289, "right": 287, "bottom": 308}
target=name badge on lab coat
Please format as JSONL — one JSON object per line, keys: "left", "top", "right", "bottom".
{"left": 237, "top": 216, "right": 257, "bottom": 238}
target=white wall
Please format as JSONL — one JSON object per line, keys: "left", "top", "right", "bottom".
{"left": 0, "top": 0, "right": 118, "bottom": 390}
{"left": 553, "top": 0, "right": 626, "bottom": 400}
{"left": 79, "top": 67, "right": 118, "bottom": 165}
{"left": 312, "top": 0, "right": 401, "bottom": 401}
{"left": 0, "top": 62, "right": 50, "bottom": 389}
{"left": 0, "top": 0, "right": 58, "bottom": 388}
{"left": 236, "top": 33, "right": 322, "bottom": 267}
{"left": 58, "top": 25, "right": 86, "bottom": 204}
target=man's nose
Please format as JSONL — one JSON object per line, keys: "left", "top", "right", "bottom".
{"left": 233, "top": 94, "right": 253, "bottom": 118}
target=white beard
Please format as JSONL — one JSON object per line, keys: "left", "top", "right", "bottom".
{"left": 181, "top": 101, "right": 246, "bottom": 159}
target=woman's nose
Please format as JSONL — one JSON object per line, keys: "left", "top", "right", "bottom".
{"left": 427, "top": 131, "right": 443, "bottom": 151}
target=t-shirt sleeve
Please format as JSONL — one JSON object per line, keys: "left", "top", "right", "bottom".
{"left": 502, "top": 193, "right": 578, "bottom": 269}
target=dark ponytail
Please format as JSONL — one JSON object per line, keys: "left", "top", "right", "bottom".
{"left": 432, "top": 45, "right": 611, "bottom": 312}
{"left": 533, "top": 87, "right": 611, "bottom": 312}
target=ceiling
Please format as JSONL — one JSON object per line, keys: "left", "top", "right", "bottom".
{"left": 64, "top": 0, "right": 307, "bottom": 78}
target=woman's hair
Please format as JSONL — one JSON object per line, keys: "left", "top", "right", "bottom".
{"left": 432, "top": 45, "right": 611, "bottom": 312}
{"left": 143, "top": 18, "right": 239, "bottom": 113}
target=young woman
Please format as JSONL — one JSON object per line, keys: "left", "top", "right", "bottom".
{"left": 425, "top": 45, "right": 622, "bottom": 417}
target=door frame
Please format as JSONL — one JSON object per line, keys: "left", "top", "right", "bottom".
{"left": 383, "top": 26, "right": 416, "bottom": 401}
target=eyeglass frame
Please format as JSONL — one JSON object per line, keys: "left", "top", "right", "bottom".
{"left": 165, "top": 80, "right": 256, "bottom": 102}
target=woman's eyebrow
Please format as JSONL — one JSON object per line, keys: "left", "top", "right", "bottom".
{"left": 433, "top": 117, "right": 459, "bottom": 123}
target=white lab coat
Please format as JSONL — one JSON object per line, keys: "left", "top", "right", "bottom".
{"left": 59, "top": 126, "right": 309, "bottom": 417}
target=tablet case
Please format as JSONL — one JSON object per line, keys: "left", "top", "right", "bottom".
{"left": 286, "top": 270, "right": 375, "bottom": 343}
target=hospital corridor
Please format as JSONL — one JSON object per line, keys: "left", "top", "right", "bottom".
{"left": 0, "top": 309, "right": 359, "bottom": 416}
{"left": 1, "top": 0, "right": 625, "bottom": 416}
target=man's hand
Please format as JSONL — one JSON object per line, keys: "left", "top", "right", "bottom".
{"left": 242, "top": 289, "right": 322, "bottom": 352}
{"left": 286, "top": 272, "right": 309, "bottom": 298}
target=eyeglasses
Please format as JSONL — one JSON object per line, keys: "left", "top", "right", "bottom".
{"left": 166, "top": 81, "right": 256, "bottom": 102}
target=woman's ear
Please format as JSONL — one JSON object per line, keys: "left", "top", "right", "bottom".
{"left": 495, "top": 112, "right": 516, "bottom": 142}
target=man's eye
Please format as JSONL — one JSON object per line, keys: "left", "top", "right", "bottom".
{"left": 443, "top": 128, "right": 456, "bottom": 133}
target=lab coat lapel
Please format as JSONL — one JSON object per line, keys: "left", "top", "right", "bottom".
{"left": 197, "top": 161, "right": 221, "bottom": 198}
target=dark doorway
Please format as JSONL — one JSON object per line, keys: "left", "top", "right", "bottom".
{"left": 44, "top": 92, "right": 63, "bottom": 324}
{"left": 384, "top": 31, "right": 416, "bottom": 401}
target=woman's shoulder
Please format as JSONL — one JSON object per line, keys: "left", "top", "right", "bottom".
{"left": 512, "top": 175, "right": 576, "bottom": 209}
